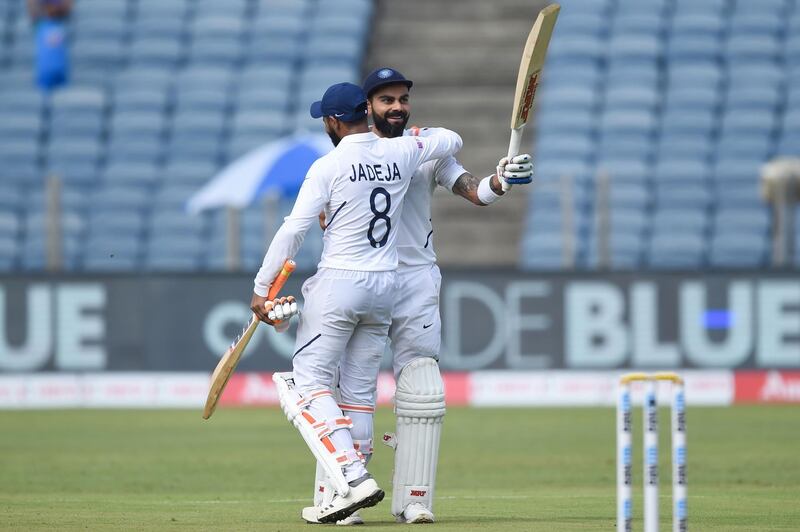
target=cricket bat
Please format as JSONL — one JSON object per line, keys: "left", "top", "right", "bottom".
{"left": 202, "top": 259, "right": 296, "bottom": 419}
{"left": 503, "top": 3, "right": 560, "bottom": 192}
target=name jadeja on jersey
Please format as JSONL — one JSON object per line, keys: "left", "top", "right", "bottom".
{"left": 350, "top": 162, "right": 403, "bottom": 183}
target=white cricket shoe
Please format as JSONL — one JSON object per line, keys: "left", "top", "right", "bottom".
{"left": 301, "top": 507, "right": 364, "bottom": 525}
{"left": 317, "top": 474, "right": 384, "bottom": 524}
{"left": 397, "top": 503, "right": 435, "bottom": 524}
{"left": 337, "top": 512, "right": 364, "bottom": 526}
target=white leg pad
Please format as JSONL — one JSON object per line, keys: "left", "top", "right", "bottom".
{"left": 387, "top": 357, "right": 445, "bottom": 518}
{"left": 273, "top": 372, "right": 355, "bottom": 497}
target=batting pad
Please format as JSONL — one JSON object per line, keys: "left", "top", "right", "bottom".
{"left": 388, "top": 357, "right": 446, "bottom": 517}
{"left": 273, "top": 372, "right": 355, "bottom": 497}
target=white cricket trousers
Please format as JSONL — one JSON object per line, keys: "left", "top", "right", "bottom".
{"left": 292, "top": 267, "right": 396, "bottom": 409}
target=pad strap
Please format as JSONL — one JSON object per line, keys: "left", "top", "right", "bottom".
{"left": 339, "top": 403, "right": 376, "bottom": 414}
{"left": 273, "top": 372, "right": 351, "bottom": 497}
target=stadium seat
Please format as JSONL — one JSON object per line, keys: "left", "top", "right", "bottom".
{"left": 709, "top": 233, "right": 767, "bottom": 268}
{"left": 653, "top": 160, "right": 710, "bottom": 181}
{"left": 113, "top": 68, "right": 173, "bottom": 90}
{"left": 606, "top": 61, "right": 660, "bottom": 87}
{"left": 537, "top": 108, "right": 596, "bottom": 135}
{"left": 109, "top": 110, "right": 166, "bottom": 137}
{"left": 725, "top": 35, "right": 781, "bottom": 63}
{"left": 607, "top": 182, "right": 650, "bottom": 209}
{"left": 600, "top": 110, "right": 657, "bottom": 136}
{"left": 598, "top": 134, "right": 653, "bottom": 160}
{"left": 549, "top": 35, "right": 607, "bottom": 64}
{"left": 716, "top": 134, "right": 772, "bottom": 162}
{"left": 521, "top": 233, "right": 569, "bottom": 270}
{"left": 725, "top": 85, "right": 781, "bottom": 112}
{"left": 250, "top": 13, "right": 305, "bottom": 39}
{"left": 727, "top": 64, "right": 784, "bottom": 88}
{"left": 0, "top": 113, "right": 41, "bottom": 142}
{"left": 86, "top": 209, "right": 146, "bottom": 238}
{"left": 83, "top": 236, "right": 142, "bottom": 271}
{"left": 150, "top": 210, "right": 207, "bottom": 236}
{"left": 670, "top": 13, "right": 725, "bottom": 36}
{"left": 132, "top": 15, "right": 185, "bottom": 40}
{"left": 189, "top": 38, "right": 243, "bottom": 67}
{"left": 103, "top": 162, "right": 159, "bottom": 186}
{"left": 106, "top": 137, "right": 163, "bottom": 165}
{"left": 612, "top": 13, "right": 664, "bottom": 35}
{"left": 194, "top": 0, "right": 248, "bottom": 17}
{"left": 661, "top": 109, "right": 717, "bottom": 136}
{"left": 733, "top": 0, "right": 789, "bottom": 14}
{"left": 605, "top": 86, "right": 659, "bottom": 112}
{"left": 712, "top": 158, "right": 763, "bottom": 182}
{"left": 595, "top": 158, "right": 649, "bottom": 181}
{"left": 174, "top": 86, "right": 230, "bottom": 113}
{"left": 161, "top": 161, "right": 218, "bottom": 185}
{"left": 673, "top": 0, "right": 728, "bottom": 15}
{"left": 667, "top": 63, "right": 723, "bottom": 89}
{"left": 656, "top": 136, "right": 713, "bottom": 161}
{"left": 667, "top": 35, "right": 722, "bottom": 63}
{"left": 0, "top": 90, "right": 45, "bottom": 115}
{"left": 647, "top": 233, "right": 705, "bottom": 269}
{"left": 713, "top": 208, "right": 769, "bottom": 235}
{"left": 652, "top": 208, "right": 708, "bottom": 232}
{"left": 653, "top": 181, "right": 712, "bottom": 209}
{"left": 720, "top": 110, "right": 777, "bottom": 136}
{"left": 136, "top": 0, "right": 190, "bottom": 18}
{"left": 129, "top": 38, "right": 184, "bottom": 67}
{"left": 537, "top": 133, "right": 594, "bottom": 160}
{"left": 586, "top": 233, "right": 645, "bottom": 269}
{"left": 713, "top": 180, "right": 763, "bottom": 208}
{"left": 608, "top": 34, "right": 662, "bottom": 62}
{"left": 728, "top": 12, "right": 783, "bottom": 37}
{"left": 90, "top": 186, "right": 151, "bottom": 211}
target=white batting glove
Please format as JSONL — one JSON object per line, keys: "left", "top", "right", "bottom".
{"left": 265, "top": 296, "right": 299, "bottom": 326}
{"left": 497, "top": 154, "right": 533, "bottom": 186}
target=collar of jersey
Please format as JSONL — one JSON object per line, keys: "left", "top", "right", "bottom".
{"left": 338, "top": 131, "right": 379, "bottom": 144}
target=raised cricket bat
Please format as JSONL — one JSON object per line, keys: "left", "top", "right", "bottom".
{"left": 503, "top": 3, "right": 560, "bottom": 192}
{"left": 202, "top": 259, "right": 296, "bottom": 419}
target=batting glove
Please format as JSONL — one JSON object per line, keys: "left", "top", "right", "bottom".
{"left": 497, "top": 154, "right": 533, "bottom": 185}
{"left": 265, "top": 296, "right": 299, "bottom": 324}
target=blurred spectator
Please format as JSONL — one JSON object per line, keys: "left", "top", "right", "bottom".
{"left": 27, "top": 0, "right": 73, "bottom": 91}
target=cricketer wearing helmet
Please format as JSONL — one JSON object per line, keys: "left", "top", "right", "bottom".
{"left": 303, "top": 68, "right": 534, "bottom": 525}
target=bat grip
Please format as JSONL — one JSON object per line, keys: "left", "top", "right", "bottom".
{"left": 267, "top": 259, "right": 296, "bottom": 300}
{"left": 502, "top": 127, "right": 525, "bottom": 192}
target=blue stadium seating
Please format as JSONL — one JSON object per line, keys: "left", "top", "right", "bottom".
{"left": 527, "top": 0, "right": 799, "bottom": 269}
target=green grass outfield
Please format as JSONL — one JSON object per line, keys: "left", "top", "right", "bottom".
{"left": 1, "top": 406, "right": 798, "bottom": 531}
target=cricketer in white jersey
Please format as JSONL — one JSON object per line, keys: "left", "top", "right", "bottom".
{"left": 304, "top": 69, "right": 534, "bottom": 525}
{"left": 251, "top": 82, "right": 463, "bottom": 524}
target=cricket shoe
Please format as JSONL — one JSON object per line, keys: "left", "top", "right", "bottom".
{"left": 396, "top": 503, "right": 435, "bottom": 524}
{"left": 317, "top": 474, "right": 384, "bottom": 524}
{"left": 301, "top": 507, "right": 364, "bottom": 525}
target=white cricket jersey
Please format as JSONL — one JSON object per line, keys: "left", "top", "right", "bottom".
{"left": 396, "top": 128, "right": 467, "bottom": 266}
{"left": 253, "top": 129, "right": 462, "bottom": 296}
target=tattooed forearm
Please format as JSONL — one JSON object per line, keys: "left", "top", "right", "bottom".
{"left": 452, "top": 172, "right": 504, "bottom": 205}
{"left": 452, "top": 172, "right": 481, "bottom": 204}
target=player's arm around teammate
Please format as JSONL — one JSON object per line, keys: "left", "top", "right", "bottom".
{"left": 372, "top": 68, "right": 533, "bottom": 525}
{"left": 256, "top": 82, "right": 462, "bottom": 524}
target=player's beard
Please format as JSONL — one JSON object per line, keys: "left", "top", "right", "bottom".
{"left": 324, "top": 122, "right": 342, "bottom": 146}
{"left": 373, "top": 110, "right": 408, "bottom": 138}
{"left": 326, "top": 129, "right": 342, "bottom": 147}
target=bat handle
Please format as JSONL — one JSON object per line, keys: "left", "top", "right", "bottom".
{"left": 503, "top": 127, "right": 525, "bottom": 192}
